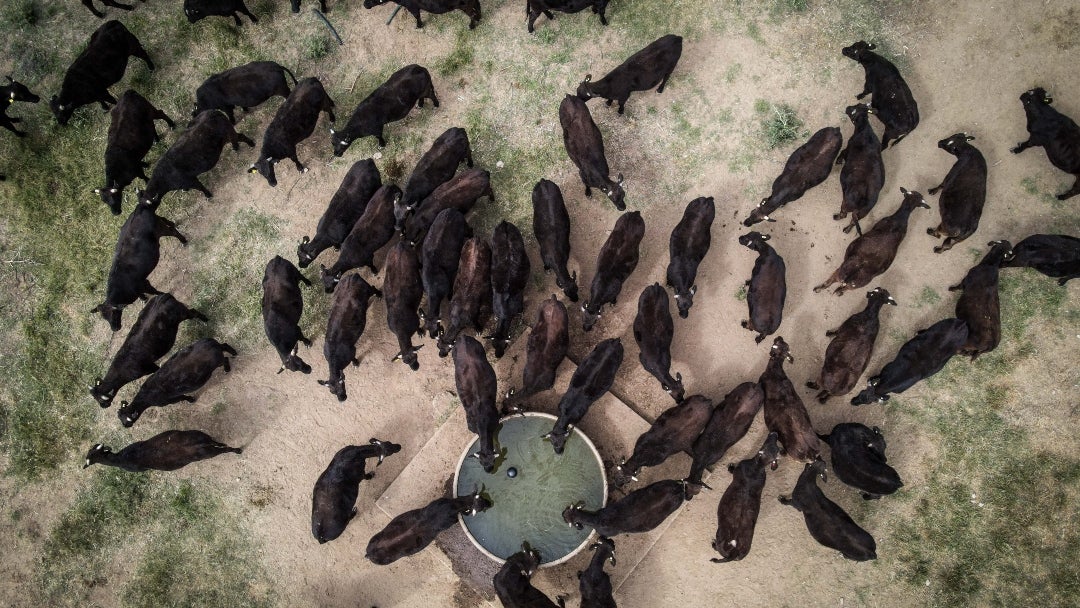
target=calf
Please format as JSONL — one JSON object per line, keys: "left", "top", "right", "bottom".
{"left": 563, "top": 479, "right": 689, "bottom": 536}
{"left": 738, "top": 231, "right": 785, "bottom": 343}
{"left": 951, "top": 240, "right": 1012, "bottom": 360}
{"left": 82, "top": 0, "right": 145, "bottom": 18}
{"left": 814, "top": 188, "right": 929, "bottom": 294}
{"left": 50, "top": 20, "right": 154, "bottom": 126}
{"left": 298, "top": 159, "right": 382, "bottom": 267}
{"left": 184, "top": 0, "right": 258, "bottom": 25}
{"left": 331, "top": 64, "right": 438, "bottom": 154}
{"left": 194, "top": 61, "right": 295, "bottom": 124}
{"left": 1011, "top": 87, "right": 1080, "bottom": 200}
{"left": 851, "top": 318, "right": 969, "bottom": 405}
{"left": 363, "top": 0, "right": 481, "bottom": 29}
{"left": 454, "top": 335, "right": 501, "bottom": 473}
{"left": 576, "top": 34, "right": 682, "bottom": 114}
{"left": 612, "top": 394, "right": 712, "bottom": 487}
{"left": 577, "top": 537, "right": 616, "bottom": 608}
{"left": 666, "top": 196, "right": 715, "bottom": 318}
{"left": 311, "top": 439, "right": 401, "bottom": 544}
{"left": 402, "top": 168, "right": 492, "bottom": 247}
{"left": 262, "top": 255, "right": 313, "bottom": 374}
{"left": 83, "top": 430, "right": 241, "bottom": 472}
{"left": 117, "top": 338, "right": 235, "bottom": 426}
{"left": 93, "top": 204, "right": 187, "bottom": 331}
{"left": 779, "top": 458, "right": 877, "bottom": 561}
{"left": 527, "top": 0, "right": 609, "bottom": 33}
{"left": 710, "top": 432, "right": 781, "bottom": 563}
{"left": 489, "top": 220, "right": 531, "bottom": 358}
{"left": 1001, "top": 233, "right": 1080, "bottom": 284}
{"left": 544, "top": 338, "right": 623, "bottom": 454}
{"left": 399, "top": 127, "right": 473, "bottom": 228}
{"left": 926, "top": 133, "right": 988, "bottom": 252}
{"left": 743, "top": 127, "right": 843, "bottom": 226}
{"left": 835, "top": 103, "right": 885, "bottom": 235}
{"left": 502, "top": 295, "right": 569, "bottom": 414}
{"left": 384, "top": 242, "right": 425, "bottom": 371}
{"left": 494, "top": 545, "right": 564, "bottom": 608}
{"left": 559, "top": 94, "right": 625, "bottom": 210}
{"left": 633, "top": 283, "right": 684, "bottom": 402}
{"left": 139, "top": 109, "right": 255, "bottom": 205}
{"left": 0, "top": 76, "right": 41, "bottom": 137}
{"left": 91, "top": 293, "right": 206, "bottom": 407}
{"left": 806, "top": 287, "right": 896, "bottom": 403}
{"left": 97, "top": 90, "right": 176, "bottom": 215}
{"left": 421, "top": 208, "right": 468, "bottom": 338}
{"left": 582, "top": 211, "right": 645, "bottom": 332}
{"left": 436, "top": 237, "right": 492, "bottom": 357}
{"left": 318, "top": 274, "right": 381, "bottom": 401}
{"left": 842, "top": 41, "right": 919, "bottom": 150}
{"left": 686, "top": 382, "right": 766, "bottom": 493}
{"left": 818, "top": 423, "right": 903, "bottom": 500}
{"left": 532, "top": 179, "right": 579, "bottom": 302}
{"left": 759, "top": 337, "right": 819, "bottom": 462}
{"left": 320, "top": 185, "right": 400, "bottom": 292}
{"left": 365, "top": 489, "right": 491, "bottom": 565}
{"left": 250, "top": 77, "right": 336, "bottom": 186}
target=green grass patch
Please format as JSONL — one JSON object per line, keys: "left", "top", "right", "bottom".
{"left": 302, "top": 33, "right": 334, "bottom": 61}
{"left": 911, "top": 285, "right": 942, "bottom": 308}
{"left": 435, "top": 27, "right": 475, "bottom": 77}
{"left": 756, "top": 100, "right": 807, "bottom": 149}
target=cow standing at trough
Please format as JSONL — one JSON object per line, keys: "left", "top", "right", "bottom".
{"left": 835, "top": 103, "right": 885, "bottom": 235}
{"left": 807, "top": 287, "right": 896, "bottom": 403}
{"left": 311, "top": 439, "right": 401, "bottom": 544}
{"left": 560, "top": 94, "right": 625, "bottom": 210}
{"left": 84, "top": 430, "right": 241, "bottom": 472}
{"left": 926, "top": 133, "right": 988, "bottom": 252}
{"left": 184, "top": 0, "right": 258, "bottom": 25}
{"left": 81, "top": 0, "right": 145, "bottom": 18}
{"left": 710, "top": 432, "right": 781, "bottom": 563}
{"left": 582, "top": 211, "right": 645, "bottom": 332}
{"left": 851, "top": 318, "right": 969, "bottom": 405}
{"left": 533, "top": 179, "right": 579, "bottom": 302}
{"left": 0, "top": 76, "right": 40, "bottom": 137}
{"left": 454, "top": 335, "right": 501, "bottom": 473}
{"left": 563, "top": 479, "right": 690, "bottom": 536}
{"left": 612, "top": 394, "right": 712, "bottom": 487}
{"left": 320, "top": 185, "right": 400, "bottom": 292}
{"left": 403, "top": 168, "right": 492, "bottom": 247}
{"left": 527, "top": 0, "right": 609, "bottom": 33}
{"left": 384, "top": 242, "right": 424, "bottom": 371}
{"left": 363, "top": 0, "right": 482, "bottom": 29}
{"left": 686, "top": 382, "right": 766, "bottom": 493}
{"left": 666, "top": 196, "right": 715, "bottom": 318}
{"left": 1001, "top": 234, "right": 1080, "bottom": 284}
{"left": 842, "top": 40, "right": 919, "bottom": 149}
{"left": 365, "top": 489, "right": 491, "bottom": 565}
{"left": 332, "top": 64, "right": 438, "bottom": 154}
{"left": 398, "top": 127, "right": 473, "bottom": 229}
{"left": 97, "top": 90, "right": 175, "bottom": 215}
{"left": 545, "top": 338, "right": 623, "bottom": 454}
{"left": 780, "top": 458, "right": 877, "bottom": 561}
{"left": 262, "top": 255, "right": 313, "bottom": 374}
{"left": 194, "top": 61, "right": 296, "bottom": 124}
{"left": 738, "top": 232, "right": 785, "bottom": 343}
{"left": 743, "top": 127, "right": 842, "bottom": 226}
{"left": 950, "top": 240, "right": 1012, "bottom": 360}
{"left": 759, "top": 337, "right": 819, "bottom": 462}
{"left": 250, "top": 77, "right": 336, "bottom": 187}
{"left": 502, "top": 295, "right": 569, "bottom": 414}
{"left": 633, "top": 283, "right": 685, "bottom": 402}
{"left": 1011, "top": 87, "right": 1080, "bottom": 200}
{"left": 576, "top": 34, "right": 683, "bottom": 114}
{"left": 494, "top": 545, "right": 565, "bottom": 608}
{"left": 489, "top": 221, "right": 531, "bottom": 358}
{"left": 578, "top": 537, "right": 617, "bottom": 608}
{"left": 421, "top": 209, "right": 468, "bottom": 338}
{"left": 318, "top": 275, "right": 381, "bottom": 401}
{"left": 117, "top": 338, "right": 236, "bottom": 426}
{"left": 437, "top": 237, "right": 492, "bottom": 357}
{"left": 818, "top": 423, "right": 903, "bottom": 500}
{"left": 298, "top": 159, "right": 382, "bottom": 268}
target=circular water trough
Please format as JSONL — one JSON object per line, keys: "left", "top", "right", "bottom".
{"left": 453, "top": 412, "right": 607, "bottom": 567}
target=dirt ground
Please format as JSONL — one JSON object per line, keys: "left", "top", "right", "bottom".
{"left": 3, "top": 0, "right": 1078, "bottom": 606}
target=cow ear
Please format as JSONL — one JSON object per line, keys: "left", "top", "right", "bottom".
{"left": 616, "top": 173, "right": 624, "bottom": 185}
{"left": 248, "top": 166, "right": 258, "bottom": 173}
{"left": 866, "top": 42, "right": 876, "bottom": 50}
{"left": 1044, "top": 94, "right": 1053, "bottom": 104}
{"left": 93, "top": 188, "right": 102, "bottom": 194}
{"left": 900, "top": 187, "right": 909, "bottom": 195}
{"left": 329, "top": 127, "right": 336, "bottom": 134}
{"left": 584, "top": 74, "right": 592, "bottom": 83}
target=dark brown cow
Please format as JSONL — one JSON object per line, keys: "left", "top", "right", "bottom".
{"left": 365, "top": 490, "right": 491, "bottom": 565}
{"left": 842, "top": 41, "right": 920, "bottom": 150}
{"left": 184, "top": 0, "right": 258, "bottom": 25}
{"left": 437, "top": 237, "right": 492, "bottom": 357}
{"left": 759, "top": 337, "right": 819, "bottom": 462}
{"left": 83, "top": 430, "right": 240, "bottom": 472}
{"left": 739, "top": 232, "right": 785, "bottom": 343}
{"left": 0, "top": 76, "right": 40, "bottom": 138}
{"left": 453, "top": 335, "right": 501, "bottom": 472}
{"left": 384, "top": 242, "right": 425, "bottom": 371}
{"left": 582, "top": 211, "right": 645, "bottom": 332}
{"left": 835, "top": 103, "right": 885, "bottom": 235}
{"left": 97, "top": 90, "right": 175, "bottom": 215}
{"left": 545, "top": 338, "right": 623, "bottom": 454}
{"left": 318, "top": 274, "right": 381, "bottom": 401}
{"left": 502, "top": 295, "right": 569, "bottom": 415}
{"left": 489, "top": 220, "right": 531, "bottom": 358}
{"left": 633, "top": 283, "right": 684, "bottom": 402}
{"left": 710, "top": 432, "right": 781, "bottom": 563}
{"left": 193, "top": 61, "right": 296, "bottom": 124}
{"left": 851, "top": 318, "right": 969, "bottom": 405}
{"left": 743, "top": 127, "right": 843, "bottom": 226}
{"left": 298, "top": 159, "right": 382, "bottom": 268}
{"left": 320, "top": 185, "right": 400, "bottom": 292}
{"left": 950, "top": 240, "right": 1012, "bottom": 360}
{"left": 311, "top": 440, "right": 401, "bottom": 544}
{"left": 563, "top": 479, "right": 689, "bottom": 536}
{"left": 779, "top": 458, "right": 877, "bottom": 561}
{"left": 363, "top": 0, "right": 482, "bottom": 29}
{"left": 527, "top": 0, "right": 609, "bottom": 33}
{"left": 250, "top": 77, "right": 336, "bottom": 187}
{"left": 117, "top": 338, "right": 235, "bottom": 426}
{"left": 818, "top": 423, "right": 903, "bottom": 500}
{"left": 398, "top": 127, "right": 473, "bottom": 228}
{"left": 533, "top": 179, "right": 579, "bottom": 302}
{"left": 576, "top": 34, "right": 683, "bottom": 114}
{"left": 493, "top": 544, "right": 564, "bottom": 608}
{"left": 421, "top": 209, "right": 468, "bottom": 338}
{"left": 1011, "top": 87, "right": 1080, "bottom": 200}
{"left": 686, "top": 382, "right": 765, "bottom": 494}
{"left": 1001, "top": 234, "right": 1080, "bottom": 285}
{"left": 332, "top": 64, "right": 438, "bottom": 153}
{"left": 262, "top": 255, "right": 312, "bottom": 374}
{"left": 666, "top": 196, "right": 715, "bottom": 318}
{"left": 577, "top": 537, "right": 617, "bottom": 608}
{"left": 403, "top": 168, "right": 492, "bottom": 247}
{"left": 82, "top": 0, "right": 145, "bottom": 18}
{"left": 612, "top": 395, "right": 712, "bottom": 487}
{"left": 560, "top": 94, "right": 625, "bottom": 210}
{"left": 926, "top": 133, "right": 988, "bottom": 253}
{"left": 807, "top": 287, "right": 896, "bottom": 403}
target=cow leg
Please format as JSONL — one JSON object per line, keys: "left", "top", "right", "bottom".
{"left": 290, "top": 152, "right": 306, "bottom": 173}
{"left": 527, "top": 11, "right": 538, "bottom": 33}
{"left": 240, "top": 4, "right": 258, "bottom": 24}
{"left": 98, "top": 91, "right": 117, "bottom": 111}
{"left": 813, "top": 275, "right": 837, "bottom": 293}
{"left": 0, "top": 118, "right": 27, "bottom": 138}
{"left": 926, "top": 225, "right": 942, "bottom": 238}
{"left": 300, "top": 332, "right": 313, "bottom": 347}
{"left": 429, "top": 88, "right": 440, "bottom": 108}
{"left": 617, "top": 98, "right": 627, "bottom": 115}
{"left": 855, "top": 77, "right": 871, "bottom": 100}
{"left": 82, "top": 0, "right": 106, "bottom": 17}
{"left": 193, "top": 179, "right": 213, "bottom": 199}
{"left": 1055, "top": 177, "right": 1080, "bottom": 201}
{"left": 411, "top": 9, "right": 424, "bottom": 28}
{"left": 1010, "top": 139, "right": 1033, "bottom": 154}
{"left": 376, "top": 131, "right": 386, "bottom": 147}
{"left": 233, "top": 12, "right": 244, "bottom": 26}
{"left": 156, "top": 109, "right": 176, "bottom": 129}
{"left": 141, "top": 280, "right": 164, "bottom": 297}
{"left": 156, "top": 217, "right": 189, "bottom": 245}
{"left": 1058, "top": 274, "right": 1078, "bottom": 286}
{"left": 105, "top": 0, "right": 136, "bottom": 8}
{"left": 934, "top": 237, "right": 959, "bottom": 254}
{"left": 657, "top": 70, "right": 672, "bottom": 93}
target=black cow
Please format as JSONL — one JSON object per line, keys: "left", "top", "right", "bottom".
{"left": 320, "top": 185, "right": 400, "bottom": 292}
{"left": 454, "top": 335, "right": 501, "bottom": 473}
{"left": 738, "top": 231, "right": 785, "bottom": 343}
{"left": 291, "top": 0, "right": 327, "bottom": 12}
{"left": 50, "top": 20, "right": 154, "bottom": 126}
{"left": 184, "top": 0, "right": 258, "bottom": 25}
{"left": 262, "top": 255, "right": 313, "bottom": 374}
{"left": 686, "top": 382, "right": 766, "bottom": 494}
{"left": 926, "top": 133, "right": 988, "bottom": 253}
{"left": 842, "top": 41, "right": 919, "bottom": 150}
{"left": 612, "top": 394, "right": 712, "bottom": 487}
{"left": 494, "top": 544, "right": 564, "bottom": 608}
{"left": 84, "top": 430, "right": 241, "bottom": 472}
{"left": 760, "top": 337, "right": 819, "bottom": 462}
{"left": 138, "top": 109, "right": 255, "bottom": 205}
{"left": 835, "top": 103, "right": 885, "bottom": 235}
{"left": 582, "top": 211, "right": 645, "bottom": 332}
{"left": 0, "top": 76, "right": 41, "bottom": 137}
{"left": 532, "top": 179, "right": 579, "bottom": 302}
{"left": 818, "top": 423, "right": 903, "bottom": 500}
{"left": 1001, "top": 233, "right": 1080, "bottom": 284}
{"left": 851, "top": 318, "right": 969, "bottom": 405}
{"left": 250, "top": 77, "right": 336, "bottom": 186}
{"left": 421, "top": 208, "right": 468, "bottom": 338}
{"left": 578, "top": 537, "right": 616, "bottom": 608}
{"left": 563, "top": 479, "right": 689, "bottom": 536}
{"left": 1011, "top": 87, "right": 1080, "bottom": 200}
{"left": 527, "top": 0, "right": 609, "bottom": 33}
{"left": 384, "top": 242, "right": 425, "bottom": 371}
{"left": 365, "top": 489, "right": 491, "bottom": 565}
{"left": 311, "top": 439, "right": 401, "bottom": 544}
{"left": 298, "top": 159, "right": 382, "bottom": 268}
{"left": 743, "top": 127, "right": 843, "bottom": 226}
{"left": 666, "top": 196, "right": 714, "bottom": 318}
{"left": 91, "top": 293, "right": 206, "bottom": 407}
{"left": 576, "top": 34, "right": 682, "bottom": 114}
{"left": 502, "top": 295, "right": 569, "bottom": 414}
{"left": 332, "top": 64, "right": 438, "bottom": 154}
{"left": 318, "top": 274, "right": 381, "bottom": 401}
{"left": 194, "top": 61, "right": 295, "bottom": 124}
{"left": 544, "top": 338, "right": 623, "bottom": 454}
{"left": 559, "top": 95, "right": 625, "bottom": 210}
{"left": 436, "top": 237, "right": 491, "bottom": 357}
{"left": 489, "top": 221, "right": 531, "bottom": 358}
{"left": 814, "top": 188, "right": 929, "bottom": 294}
{"left": 710, "top": 432, "right": 781, "bottom": 563}
{"left": 807, "top": 287, "right": 896, "bottom": 403}
{"left": 403, "top": 168, "right": 492, "bottom": 247}
{"left": 399, "top": 127, "right": 473, "bottom": 228}
{"left": 951, "top": 240, "right": 1012, "bottom": 360}
{"left": 82, "top": 0, "right": 146, "bottom": 18}
{"left": 96, "top": 90, "right": 175, "bottom": 215}
{"left": 633, "top": 283, "right": 684, "bottom": 402}
{"left": 93, "top": 204, "right": 187, "bottom": 331}
{"left": 779, "top": 458, "right": 877, "bottom": 561}
{"left": 116, "top": 338, "right": 235, "bottom": 427}
{"left": 363, "top": 0, "right": 481, "bottom": 29}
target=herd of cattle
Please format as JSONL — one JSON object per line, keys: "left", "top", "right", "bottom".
{"left": 2, "top": 2, "right": 1078, "bottom": 606}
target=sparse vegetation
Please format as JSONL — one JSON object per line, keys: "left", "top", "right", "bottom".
{"left": 302, "top": 34, "right": 334, "bottom": 61}
{"left": 756, "top": 99, "right": 806, "bottom": 149}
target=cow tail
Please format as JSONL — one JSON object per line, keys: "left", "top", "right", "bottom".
{"left": 282, "top": 65, "right": 299, "bottom": 86}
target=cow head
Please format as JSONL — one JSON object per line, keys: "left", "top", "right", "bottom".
{"left": 250, "top": 157, "right": 278, "bottom": 187}
{"left": 392, "top": 192, "right": 413, "bottom": 234}
{"left": 49, "top": 95, "right": 74, "bottom": 126}
{"left": 470, "top": 445, "right": 504, "bottom": 473}
{"left": 330, "top": 127, "right": 352, "bottom": 157}
{"left": 320, "top": 264, "right": 342, "bottom": 293}
{"left": 542, "top": 427, "right": 572, "bottom": 454}
{"left": 561, "top": 501, "right": 586, "bottom": 530}
{"left": 91, "top": 302, "right": 123, "bottom": 331}
{"left": 555, "top": 270, "right": 579, "bottom": 302}
{"left": 461, "top": 486, "right": 492, "bottom": 516}
{"left": 391, "top": 344, "right": 423, "bottom": 371}
{"left": 317, "top": 371, "right": 348, "bottom": 402}
{"left": 867, "top": 286, "right": 897, "bottom": 307}
{"left": 4, "top": 77, "right": 40, "bottom": 105}
{"left": 95, "top": 184, "right": 124, "bottom": 215}
{"left": 737, "top": 231, "right": 769, "bottom": 252}
{"left": 758, "top": 432, "right": 782, "bottom": 471}
{"left": 580, "top": 302, "right": 600, "bottom": 333}
{"left": 184, "top": 7, "right": 205, "bottom": 23}
{"left": 845, "top": 103, "right": 874, "bottom": 124}
{"left": 512, "top": 542, "right": 542, "bottom": 577}
{"left": 673, "top": 285, "right": 697, "bottom": 318}
{"left": 589, "top": 536, "right": 617, "bottom": 566}
{"left": 662, "top": 372, "right": 686, "bottom": 402}
{"left": 83, "top": 443, "right": 112, "bottom": 469}
{"left": 278, "top": 348, "right": 312, "bottom": 374}
{"left": 984, "top": 240, "right": 1015, "bottom": 266}
{"left": 436, "top": 330, "right": 454, "bottom": 358}
{"left": 743, "top": 199, "right": 778, "bottom": 227}
{"left": 611, "top": 459, "right": 640, "bottom": 487}
{"left": 937, "top": 132, "right": 976, "bottom": 156}
{"left": 841, "top": 41, "right": 876, "bottom": 62}
{"left": 116, "top": 401, "right": 143, "bottom": 427}
{"left": 575, "top": 74, "right": 596, "bottom": 101}
{"left": 769, "top": 336, "right": 794, "bottom": 363}
{"left": 296, "top": 236, "right": 317, "bottom": 268}
{"left": 362, "top": 0, "right": 388, "bottom": 7}
{"left": 89, "top": 378, "right": 116, "bottom": 408}
{"left": 602, "top": 174, "right": 626, "bottom": 210}
{"left": 1020, "top": 87, "right": 1052, "bottom": 106}
{"left": 899, "top": 187, "right": 930, "bottom": 210}
{"left": 808, "top": 456, "right": 828, "bottom": 482}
